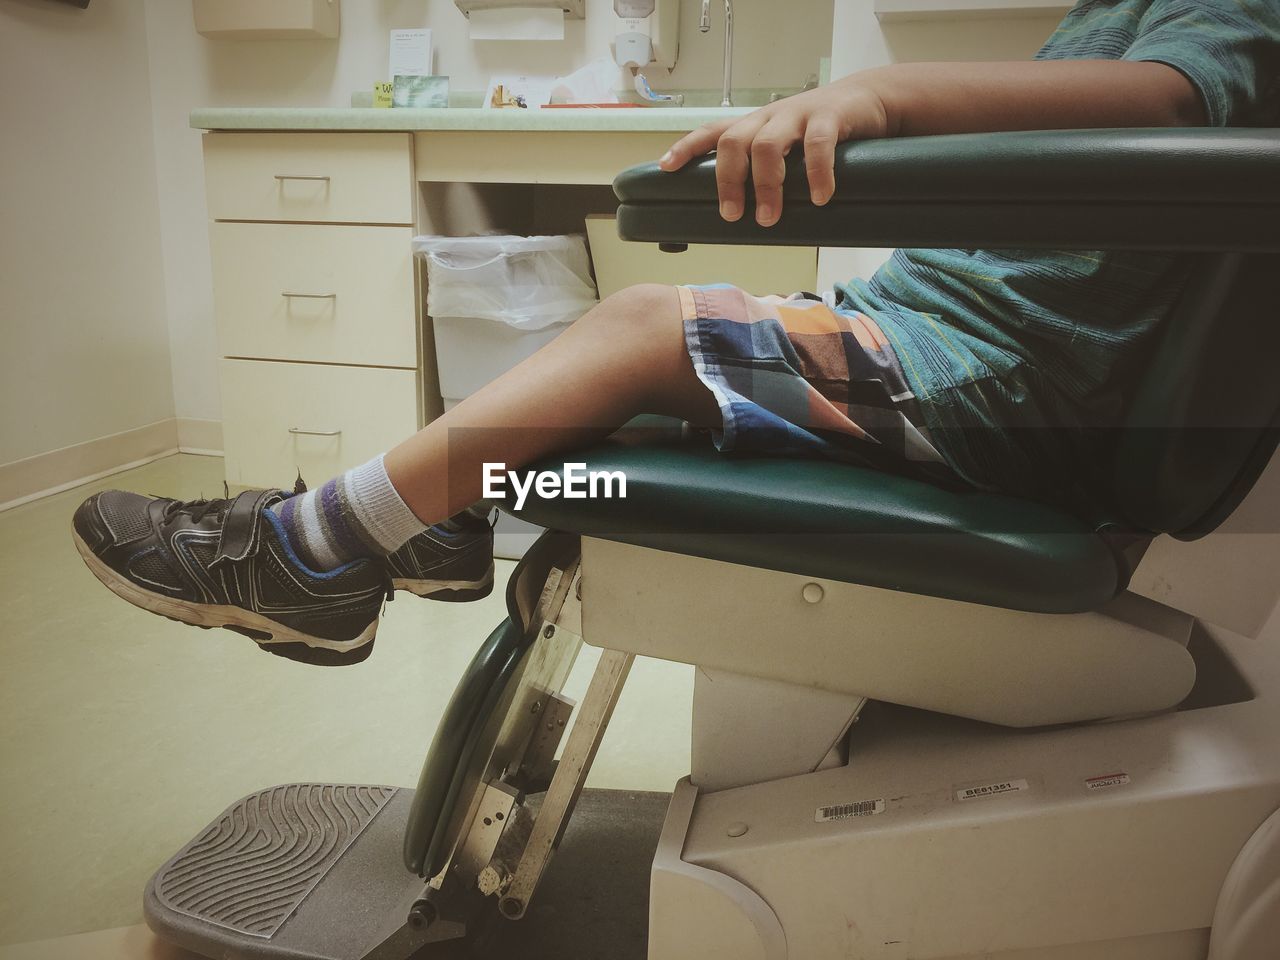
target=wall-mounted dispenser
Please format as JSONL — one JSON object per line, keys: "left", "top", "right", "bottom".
{"left": 612, "top": 0, "right": 680, "bottom": 72}
{"left": 193, "top": 0, "right": 340, "bottom": 40}
{"left": 453, "top": 0, "right": 586, "bottom": 22}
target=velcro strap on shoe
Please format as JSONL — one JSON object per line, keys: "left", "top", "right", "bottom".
{"left": 212, "top": 489, "right": 279, "bottom": 565}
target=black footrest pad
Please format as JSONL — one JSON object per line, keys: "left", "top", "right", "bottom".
{"left": 152, "top": 783, "right": 396, "bottom": 939}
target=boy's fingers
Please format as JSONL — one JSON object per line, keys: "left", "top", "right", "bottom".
{"left": 659, "top": 120, "right": 734, "bottom": 171}
{"left": 803, "top": 114, "right": 840, "bottom": 206}
{"left": 713, "top": 115, "right": 768, "bottom": 221}
{"left": 751, "top": 115, "right": 805, "bottom": 227}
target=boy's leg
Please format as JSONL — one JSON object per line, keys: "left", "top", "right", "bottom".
{"left": 387, "top": 283, "right": 719, "bottom": 523}
{"left": 71, "top": 284, "right": 718, "bottom": 653}
{"left": 280, "top": 283, "right": 716, "bottom": 571}
{"left": 282, "top": 283, "right": 715, "bottom": 569}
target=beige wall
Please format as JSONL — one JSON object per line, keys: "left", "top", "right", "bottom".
{"left": 0, "top": 0, "right": 174, "bottom": 467}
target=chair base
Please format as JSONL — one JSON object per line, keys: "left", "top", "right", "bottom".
{"left": 649, "top": 620, "right": 1280, "bottom": 960}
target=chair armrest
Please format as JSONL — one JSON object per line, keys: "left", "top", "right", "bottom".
{"left": 614, "top": 128, "right": 1280, "bottom": 252}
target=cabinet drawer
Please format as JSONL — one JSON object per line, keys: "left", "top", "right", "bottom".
{"left": 204, "top": 132, "right": 413, "bottom": 224}
{"left": 212, "top": 223, "right": 417, "bottom": 367}
{"left": 220, "top": 359, "right": 419, "bottom": 488}
{"left": 585, "top": 215, "right": 818, "bottom": 297}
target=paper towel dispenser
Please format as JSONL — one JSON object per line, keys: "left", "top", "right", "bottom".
{"left": 453, "top": 0, "right": 586, "bottom": 19}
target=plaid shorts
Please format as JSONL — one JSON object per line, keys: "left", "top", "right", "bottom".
{"left": 679, "top": 284, "right": 952, "bottom": 479}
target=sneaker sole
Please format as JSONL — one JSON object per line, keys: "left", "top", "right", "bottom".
{"left": 74, "top": 532, "right": 378, "bottom": 662}
{"left": 392, "top": 568, "right": 494, "bottom": 601}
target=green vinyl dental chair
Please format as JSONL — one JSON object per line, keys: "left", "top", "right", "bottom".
{"left": 143, "top": 128, "right": 1280, "bottom": 960}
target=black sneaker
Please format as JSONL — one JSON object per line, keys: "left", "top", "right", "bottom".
{"left": 385, "top": 510, "right": 495, "bottom": 601}
{"left": 72, "top": 488, "right": 391, "bottom": 666}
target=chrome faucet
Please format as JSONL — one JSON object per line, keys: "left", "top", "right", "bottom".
{"left": 699, "top": 0, "right": 734, "bottom": 107}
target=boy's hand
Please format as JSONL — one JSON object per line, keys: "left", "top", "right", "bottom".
{"left": 656, "top": 59, "right": 1202, "bottom": 229}
{"left": 658, "top": 79, "right": 890, "bottom": 228}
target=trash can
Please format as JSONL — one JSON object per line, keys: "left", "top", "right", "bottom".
{"left": 415, "top": 234, "right": 599, "bottom": 557}
{"left": 415, "top": 234, "right": 599, "bottom": 405}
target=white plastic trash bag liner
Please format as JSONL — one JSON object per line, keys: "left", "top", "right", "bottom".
{"left": 414, "top": 234, "right": 598, "bottom": 331}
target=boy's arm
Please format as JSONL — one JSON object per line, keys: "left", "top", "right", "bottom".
{"left": 660, "top": 60, "right": 1205, "bottom": 228}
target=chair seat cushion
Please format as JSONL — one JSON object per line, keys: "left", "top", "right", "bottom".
{"left": 498, "top": 428, "right": 1123, "bottom": 614}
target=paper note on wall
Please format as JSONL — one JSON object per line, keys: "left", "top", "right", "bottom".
{"left": 390, "top": 29, "right": 433, "bottom": 77}
{"left": 468, "top": 7, "right": 565, "bottom": 40}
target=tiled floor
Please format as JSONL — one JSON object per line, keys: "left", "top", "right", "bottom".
{"left": 0, "top": 455, "right": 693, "bottom": 950}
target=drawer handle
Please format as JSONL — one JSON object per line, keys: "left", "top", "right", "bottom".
{"left": 288, "top": 427, "right": 342, "bottom": 437}
{"left": 282, "top": 292, "right": 337, "bottom": 300}
{"left": 274, "top": 174, "right": 331, "bottom": 182}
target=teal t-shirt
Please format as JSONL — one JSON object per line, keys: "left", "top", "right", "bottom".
{"left": 836, "top": 0, "right": 1280, "bottom": 510}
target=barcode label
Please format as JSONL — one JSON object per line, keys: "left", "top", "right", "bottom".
{"left": 815, "top": 798, "right": 886, "bottom": 822}
{"left": 1085, "top": 773, "right": 1130, "bottom": 791}
{"left": 955, "top": 778, "right": 1030, "bottom": 802}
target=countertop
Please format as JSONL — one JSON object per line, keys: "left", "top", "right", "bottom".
{"left": 190, "top": 106, "right": 754, "bottom": 133}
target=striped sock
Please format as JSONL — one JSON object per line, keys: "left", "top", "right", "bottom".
{"left": 270, "top": 454, "right": 427, "bottom": 571}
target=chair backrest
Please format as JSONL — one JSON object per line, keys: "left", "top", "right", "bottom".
{"left": 1113, "top": 253, "right": 1280, "bottom": 539}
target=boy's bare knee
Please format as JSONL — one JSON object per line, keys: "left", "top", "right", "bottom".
{"left": 599, "top": 283, "right": 681, "bottom": 327}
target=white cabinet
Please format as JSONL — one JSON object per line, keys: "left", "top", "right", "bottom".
{"left": 203, "top": 132, "right": 419, "bottom": 491}
{"left": 194, "top": 0, "right": 342, "bottom": 40}
{"left": 204, "top": 133, "right": 413, "bottom": 224}
{"left": 211, "top": 222, "right": 417, "bottom": 368}
{"left": 220, "top": 359, "right": 418, "bottom": 488}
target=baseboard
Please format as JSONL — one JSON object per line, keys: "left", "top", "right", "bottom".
{"left": 176, "top": 417, "right": 224, "bottom": 457}
{"left": 0, "top": 419, "right": 182, "bottom": 512}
